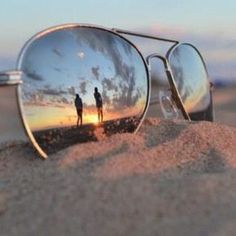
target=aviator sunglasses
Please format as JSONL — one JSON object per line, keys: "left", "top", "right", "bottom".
{"left": 0, "top": 24, "right": 214, "bottom": 159}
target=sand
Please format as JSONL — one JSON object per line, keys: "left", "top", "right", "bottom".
{"left": 1, "top": 117, "right": 236, "bottom": 236}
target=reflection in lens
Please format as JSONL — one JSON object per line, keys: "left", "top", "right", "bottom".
{"left": 168, "top": 44, "right": 213, "bottom": 121}
{"left": 18, "top": 26, "right": 148, "bottom": 154}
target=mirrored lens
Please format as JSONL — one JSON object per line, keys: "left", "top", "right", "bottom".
{"left": 168, "top": 44, "right": 213, "bottom": 121}
{"left": 18, "top": 26, "right": 148, "bottom": 155}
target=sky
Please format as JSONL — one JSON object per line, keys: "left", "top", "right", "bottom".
{"left": 1, "top": 0, "right": 236, "bottom": 81}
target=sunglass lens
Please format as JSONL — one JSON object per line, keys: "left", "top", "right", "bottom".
{"left": 168, "top": 44, "right": 213, "bottom": 121}
{"left": 18, "top": 26, "right": 149, "bottom": 156}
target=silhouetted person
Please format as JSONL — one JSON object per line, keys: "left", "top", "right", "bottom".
{"left": 75, "top": 94, "right": 83, "bottom": 127}
{"left": 94, "top": 87, "right": 103, "bottom": 123}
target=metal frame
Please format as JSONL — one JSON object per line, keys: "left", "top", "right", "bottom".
{"left": 0, "top": 23, "right": 212, "bottom": 158}
{"left": 146, "top": 53, "right": 190, "bottom": 120}
{"left": 112, "top": 28, "right": 179, "bottom": 44}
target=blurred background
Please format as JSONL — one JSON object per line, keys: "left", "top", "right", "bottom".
{"left": 1, "top": 0, "right": 236, "bottom": 127}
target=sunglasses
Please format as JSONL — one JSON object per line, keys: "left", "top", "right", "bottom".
{"left": 0, "top": 24, "right": 214, "bottom": 159}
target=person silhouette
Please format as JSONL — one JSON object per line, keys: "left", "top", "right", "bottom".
{"left": 94, "top": 87, "right": 103, "bottom": 123}
{"left": 74, "top": 93, "right": 83, "bottom": 127}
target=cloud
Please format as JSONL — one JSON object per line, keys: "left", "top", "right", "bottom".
{"left": 79, "top": 81, "right": 87, "bottom": 95}
{"left": 101, "top": 90, "right": 111, "bottom": 105}
{"left": 52, "top": 48, "right": 63, "bottom": 58}
{"left": 61, "top": 97, "right": 70, "bottom": 104}
{"left": 39, "top": 88, "right": 67, "bottom": 96}
{"left": 91, "top": 66, "right": 100, "bottom": 80}
{"left": 102, "top": 77, "right": 118, "bottom": 92}
{"left": 68, "top": 86, "right": 76, "bottom": 96}
{"left": 53, "top": 67, "right": 62, "bottom": 72}
{"left": 100, "top": 72, "right": 144, "bottom": 111}
{"left": 25, "top": 71, "right": 44, "bottom": 81}
{"left": 22, "top": 91, "right": 48, "bottom": 107}
{"left": 111, "top": 77, "right": 143, "bottom": 110}
{"left": 22, "top": 83, "right": 75, "bottom": 108}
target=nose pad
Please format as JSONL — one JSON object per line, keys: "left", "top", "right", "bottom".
{"left": 159, "top": 90, "right": 179, "bottom": 119}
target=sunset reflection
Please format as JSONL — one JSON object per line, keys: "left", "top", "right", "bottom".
{"left": 169, "top": 44, "right": 210, "bottom": 115}
{"left": 24, "top": 102, "right": 144, "bottom": 131}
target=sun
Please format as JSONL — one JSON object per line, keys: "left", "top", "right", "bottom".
{"left": 86, "top": 114, "right": 98, "bottom": 125}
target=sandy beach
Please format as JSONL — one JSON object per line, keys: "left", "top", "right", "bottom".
{"left": 213, "top": 85, "right": 236, "bottom": 128}
{"left": 1, "top": 115, "right": 236, "bottom": 236}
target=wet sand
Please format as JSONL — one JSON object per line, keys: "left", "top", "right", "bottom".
{"left": 1, "top": 118, "right": 236, "bottom": 236}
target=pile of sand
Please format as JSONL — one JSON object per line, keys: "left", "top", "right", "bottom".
{"left": 1, "top": 118, "right": 236, "bottom": 236}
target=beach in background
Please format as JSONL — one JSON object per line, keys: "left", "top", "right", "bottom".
{"left": 213, "top": 84, "right": 236, "bottom": 128}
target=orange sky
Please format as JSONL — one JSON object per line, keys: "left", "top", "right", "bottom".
{"left": 24, "top": 101, "right": 145, "bottom": 131}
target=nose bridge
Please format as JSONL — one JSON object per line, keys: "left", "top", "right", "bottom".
{"left": 146, "top": 53, "right": 169, "bottom": 69}
{"left": 145, "top": 55, "right": 190, "bottom": 120}
{"left": 145, "top": 54, "right": 173, "bottom": 119}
